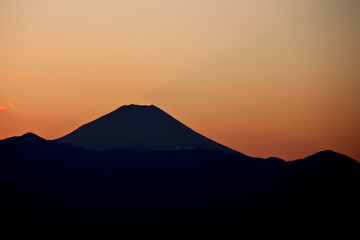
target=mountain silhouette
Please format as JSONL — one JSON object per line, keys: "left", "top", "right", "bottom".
{"left": 1, "top": 132, "right": 359, "bottom": 235}
{"left": 55, "top": 104, "right": 247, "bottom": 157}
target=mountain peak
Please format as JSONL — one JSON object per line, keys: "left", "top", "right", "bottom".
{"left": 118, "top": 104, "right": 156, "bottom": 109}
{"left": 306, "top": 150, "right": 349, "bottom": 160}
{"left": 20, "top": 132, "right": 44, "bottom": 140}
{"left": 112, "top": 104, "right": 161, "bottom": 114}
{"left": 22, "top": 132, "right": 40, "bottom": 137}
{"left": 1, "top": 132, "right": 46, "bottom": 144}
{"left": 55, "top": 104, "right": 247, "bottom": 157}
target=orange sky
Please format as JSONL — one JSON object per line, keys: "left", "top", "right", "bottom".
{"left": 1, "top": 0, "right": 360, "bottom": 160}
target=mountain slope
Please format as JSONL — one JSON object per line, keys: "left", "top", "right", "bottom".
{"left": 55, "top": 104, "right": 247, "bottom": 157}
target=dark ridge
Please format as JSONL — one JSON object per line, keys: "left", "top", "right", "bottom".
{"left": 2, "top": 132, "right": 46, "bottom": 142}
{"left": 0, "top": 135, "right": 359, "bottom": 234}
{"left": 21, "top": 132, "right": 45, "bottom": 140}
{"left": 305, "top": 150, "right": 352, "bottom": 160}
{"left": 266, "top": 157, "right": 285, "bottom": 163}
{"left": 292, "top": 150, "right": 358, "bottom": 166}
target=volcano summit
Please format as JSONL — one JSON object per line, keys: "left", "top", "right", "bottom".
{"left": 55, "top": 104, "right": 245, "bottom": 157}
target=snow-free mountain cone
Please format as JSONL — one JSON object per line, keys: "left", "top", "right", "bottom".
{"left": 55, "top": 104, "right": 247, "bottom": 157}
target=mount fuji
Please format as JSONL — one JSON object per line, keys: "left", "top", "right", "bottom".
{"left": 55, "top": 104, "right": 247, "bottom": 157}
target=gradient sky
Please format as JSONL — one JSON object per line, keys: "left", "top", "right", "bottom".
{"left": 1, "top": 0, "right": 360, "bottom": 160}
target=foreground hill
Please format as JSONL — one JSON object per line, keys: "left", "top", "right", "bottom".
{"left": 1, "top": 133, "right": 359, "bottom": 234}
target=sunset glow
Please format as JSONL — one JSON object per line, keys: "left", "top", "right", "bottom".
{"left": 6, "top": 100, "right": 16, "bottom": 111}
{"left": 1, "top": 0, "right": 359, "bottom": 160}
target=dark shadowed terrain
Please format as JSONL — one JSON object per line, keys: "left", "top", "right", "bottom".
{"left": 1, "top": 105, "right": 359, "bottom": 236}
{"left": 1, "top": 133, "right": 359, "bottom": 235}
